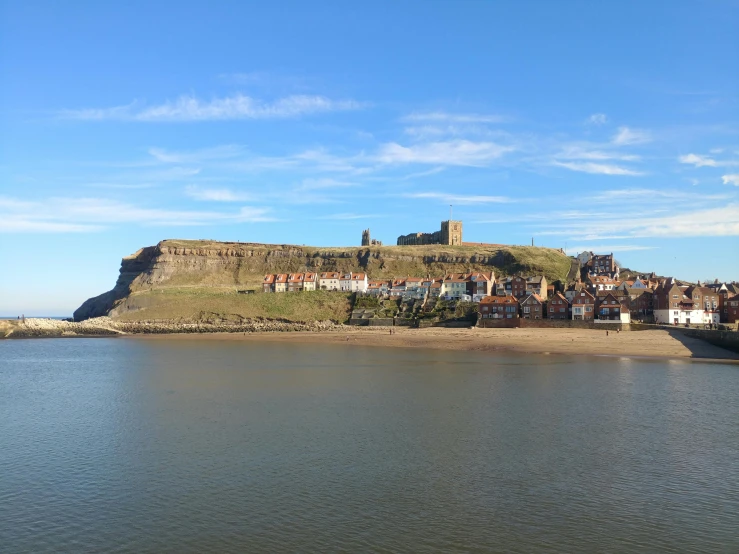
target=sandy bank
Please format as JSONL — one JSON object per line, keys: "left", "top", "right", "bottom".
{"left": 130, "top": 326, "right": 739, "bottom": 362}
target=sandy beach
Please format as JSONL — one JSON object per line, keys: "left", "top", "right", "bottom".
{"left": 131, "top": 326, "right": 739, "bottom": 362}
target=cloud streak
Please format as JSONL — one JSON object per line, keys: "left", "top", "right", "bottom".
{"left": 402, "top": 111, "right": 505, "bottom": 124}
{"left": 611, "top": 126, "right": 651, "bottom": 145}
{"left": 61, "top": 94, "right": 365, "bottom": 121}
{"left": 552, "top": 161, "right": 644, "bottom": 176}
{"left": 585, "top": 113, "right": 608, "bottom": 125}
{"left": 403, "top": 192, "right": 512, "bottom": 204}
{"left": 679, "top": 153, "right": 717, "bottom": 167}
{"left": 184, "top": 186, "right": 255, "bottom": 202}
{"left": 538, "top": 204, "right": 739, "bottom": 239}
{"left": 378, "top": 140, "right": 514, "bottom": 166}
{"left": 0, "top": 196, "right": 277, "bottom": 232}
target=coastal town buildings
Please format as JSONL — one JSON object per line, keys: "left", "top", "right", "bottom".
{"left": 589, "top": 253, "right": 617, "bottom": 277}
{"left": 525, "top": 276, "right": 548, "bottom": 297}
{"left": 262, "top": 274, "right": 275, "bottom": 293}
{"left": 726, "top": 295, "right": 739, "bottom": 323}
{"left": 653, "top": 279, "right": 720, "bottom": 325}
{"left": 547, "top": 292, "right": 570, "bottom": 319}
{"left": 441, "top": 274, "right": 469, "bottom": 300}
{"left": 319, "top": 272, "right": 341, "bottom": 291}
{"left": 275, "top": 274, "right": 288, "bottom": 293}
{"left": 595, "top": 292, "right": 631, "bottom": 323}
{"left": 572, "top": 290, "right": 596, "bottom": 320}
{"left": 588, "top": 275, "right": 618, "bottom": 292}
{"left": 340, "top": 273, "right": 369, "bottom": 293}
{"left": 520, "top": 293, "right": 544, "bottom": 319}
{"left": 479, "top": 295, "right": 519, "bottom": 319}
{"left": 626, "top": 289, "right": 653, "bottom": 319}
{"left": 303, "top": 273, "right": 317, "bottom": 291}
{"left": 287, "top": 273, "right": 304, "bottom": 292}
{"left": 260, "top": 253, "right": 734, "bottom": 328}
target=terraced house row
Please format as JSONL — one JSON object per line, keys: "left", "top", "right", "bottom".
{"left": 479, "top": 290, "right": 632, "bottom": 323}
{"left": 261, "top": 262, "right": 739, "bottom": 325}
{"left": 263, "top": 272, "right": 369, "bottom": 293}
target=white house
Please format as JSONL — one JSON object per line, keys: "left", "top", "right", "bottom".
{"left": 319, "top": 272, "right": 341, "bottom": 291}
{"left": 303, "top": 273, "right": 317, "bottom": 291}
{"left": 340, "top": 272, "right": 368, "bottom": 293}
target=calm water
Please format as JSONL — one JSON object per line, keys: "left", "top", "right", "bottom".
{"left": 1, "top": 338, "right": 738, "bottom": 553}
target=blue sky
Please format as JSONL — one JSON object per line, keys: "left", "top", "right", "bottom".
{"left": 1, "top": 1, "right": 738, "bottom": 315}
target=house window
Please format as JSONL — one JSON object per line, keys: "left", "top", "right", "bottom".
{"left": 586, "top": 306, "right": 593, "bottom": 312}
{"left": 560, "top": 308, "right": 565, "bottom": 312}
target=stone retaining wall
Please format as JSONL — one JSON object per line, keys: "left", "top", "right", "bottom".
{"left": 478, "top": 318, "right": 626, "bottom": 330}
{"left": 631, "top": 324, "right": 739, "bottom": 354}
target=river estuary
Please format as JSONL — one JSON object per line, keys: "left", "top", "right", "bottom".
{"left": 1, "top": 338, "right": 738, "bottom": 553}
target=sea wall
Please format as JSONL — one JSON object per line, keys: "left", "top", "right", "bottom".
{"left": 478, "top": 319, "right": 627, "bottom": 331}
{"left": 630, "top": 324, "right": 739, "bottom": 354}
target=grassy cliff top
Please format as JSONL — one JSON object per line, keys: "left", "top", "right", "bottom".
{"left": 158, "top": 238, "right": 562, "bottom": 256}
{"left": 153, "top": 239, "right": 574, "bottom": 284}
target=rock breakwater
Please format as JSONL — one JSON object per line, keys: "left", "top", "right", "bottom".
{"left": 4, "top": 317, "right": 342, "bottom": 339}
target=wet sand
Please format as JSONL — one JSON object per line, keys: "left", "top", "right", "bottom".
{"left": 131, "top": 327, "right": 739, "bottom": 362}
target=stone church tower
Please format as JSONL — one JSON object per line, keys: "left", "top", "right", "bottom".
{"left": 361, "top": 229, "right": 371, "bottom": 246}
{"left": 440, "top": 220, "right": 463, "bottom": 245}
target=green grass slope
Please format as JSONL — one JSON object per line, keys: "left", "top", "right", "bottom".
{"left": 114, "top": 289, "right": 354, "bottom": 323}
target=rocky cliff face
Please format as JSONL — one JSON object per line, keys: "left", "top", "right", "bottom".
{"left": 74, "top": 240, "right": 572, "bottom": 321}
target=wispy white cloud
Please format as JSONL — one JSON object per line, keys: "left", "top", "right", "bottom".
{"left": 402, "top": 111, "right": 505, "bottom": 124}
{"left": 565, "top": 244, "right": 657, "bottom": 254}
{"left": 317, "top": 213, "right": 386, "bottom": 220}
{"left": 378, "top": 140, "right": 514, "bottom": 166}
{"left": 552, "top": 161, "right": 644, "bottom": 176}
{"left": 398, "top": 166, "right": 446, "bottom": 181}
{"left": 555, "top": 145, "right": 640, "bottom": 161}
{"left": 86, "top": 182, "right": 159, "bottom": 190}
{"left": 297, "top": 178, "right": 359, "bottom": 190}
{"left": 184, "top": 186, "right": 254, "bottom": 202}
{"left": 585, "top": 113, "right": 608, "bottom": 125}
{"left": 722, "top": 174, "right": 739, "bottom": 186}
{"left": 588, "top": 188, "right": 730, "bottom": 203}
{"left": 611, "top": 126, "right": 652, "bottom": 145}
{"left": 149, "top": 145, "right": 244, "bottom": 163}
{"left": 539, "top": 204, "right": 739, "bottom": 238}
{"left": 679, "top": 153, "right": 739, "bottom": 168}
{"left": 0, "top": 196, "right": 277, "bottom": 233}
{"left": 679, "top": 153, "right": 718, "bottom": 167}
{"left": 60, "top": 94, "right": 365, "bottom": 122}
{"left": 403, "top": 192, "right": 512, "bottom": 204}
{"left": 403, "top": 124, "right": 509, "bottom": 140}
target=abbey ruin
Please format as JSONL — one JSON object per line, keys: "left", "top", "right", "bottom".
{"left": 396, "top": 220, "right": 463, "bottom": 246}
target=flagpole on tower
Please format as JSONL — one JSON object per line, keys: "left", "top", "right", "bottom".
{"left": 450, "top": 204, "right": 452, "bottom": 221}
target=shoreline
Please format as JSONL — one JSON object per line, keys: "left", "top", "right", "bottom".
{"left": 127, "top": 327, "right": 739, "bottom": 364}
{"left": 4, "top": 318, "right": 738, "bottom": 363}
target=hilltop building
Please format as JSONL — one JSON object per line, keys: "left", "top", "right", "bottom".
{"left": 397, "top": 220, "right": 463, "bottom": 246}
{"left": 361, "top": 229, "right": 382, "bottom": 246}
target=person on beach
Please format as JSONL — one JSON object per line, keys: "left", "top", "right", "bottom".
{"left": 606, "top": 330, "right": 609, "bottom": 337}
